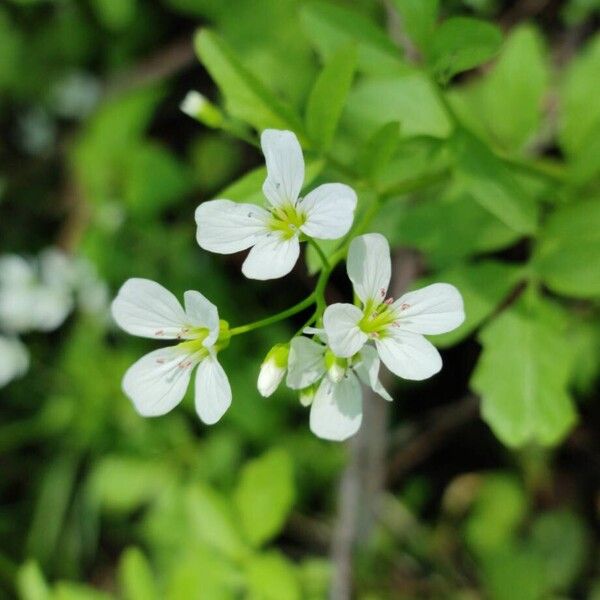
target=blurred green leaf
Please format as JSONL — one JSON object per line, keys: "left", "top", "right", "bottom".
{"left": 195, "top": 29, "right": 304, "bottom": 134}
{"left": 472, "top": 295, "right": 577, "bottom": 447}
{"left": 245, "top": 551, "right": 301, "bottom": 600}
{"left": 0, "top": 9, "right": 23, "bottom": 90}
{"left": 534, "top": 197, "right": 600, "bottom": 298}
{"left": 90, "top": 456, "right": 175, "bottom": 513}
{"left": 355, "top": 122, "right": 401, "bottom": 182}
{"left": 451, "top": 129, "right": 537, "bottom": 234}
{"left": 345, "top": 74, "right": 452, "bottom": 140}
{"left": 390, "top": 0, "right": 439, "bottom": 54}
{"left": 465, "top": 473, "right": 527, "bottom": 556}
{"left": 559, "top": 33, "right": 600, "bottom": 157}
{"left": 16, "top": 560, "right": 50, "bottom": 600}
{"left": 234, "top": 448, "right": 295, "bottom": 548}
{"left": 429, "top": 17, "right": 503, "bottom": 82}
{"left": 90, "top": 0, "right": 137, "bottom": 31}
{"left": 118, "top": 548, "right": 159, "bottom": 600}
{"left": 305, "top": 44, "right": 357, "bottom": 151}
{"left": 53, "top": 583, "right": 114, "bottom": 600}
{"left": 529, "top": 510, "right": 588, "bottom": 592}
{"left": 300, "top": 1, "right": 405, "bottom": 75}
{"left": 186, "top": 484, "right": 248, "bottom": 560}
{"left": 450, "top": 25, "right": 549, "bottom": 153}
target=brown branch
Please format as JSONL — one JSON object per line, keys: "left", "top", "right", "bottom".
{"left": 329, "top": 249, "right": 422, "bottom": 600}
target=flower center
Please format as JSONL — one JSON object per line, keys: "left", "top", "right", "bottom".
{"left": 358, "top": 302, "right": 398, "bottom": 337}
{"left": 268, "top": 203, "right": 306, "bottom": 240}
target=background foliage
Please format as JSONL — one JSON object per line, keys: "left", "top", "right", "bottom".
{"left": 1, "top": 0, "right": 599, "bottom": 598}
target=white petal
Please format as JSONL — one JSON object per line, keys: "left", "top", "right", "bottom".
{"left": 347, "top": 233, "right": 391, "bottom": 306}
{"left": 194, "top": 356, "right": 232, "bottom": 425}
{"left": 32, "top": 286, "right": 74, "bottom": 331}
{"left": 323, "top": 303, "right": 368, "bottom": 358}
{"left": 299, "top": 183, "right": 357, "bottom": 239}
{"left": 354, "top": 345, "right": 393, "bottom": 402}
{"left": 310, "top": 373, "right": 363, "bottom": 441}
{"left": 123, "top": 347, "right": 194, "bottom": 416}
{"left": 0, "top": 336, "right": 29, "bottom": 387}
{"left": 376, "top": 331, "right": 442, "bottom": 381}
{"left": 286, "top": 336, "right": 326, "bottom": 389}
{"left": 261, "top": 129, "right": 304, "bottom": 208}
{"left": 392, "top": 283, "right": 465, "bottom": 335}
{"left": 0, "top": 255, "right": 35, "bottom": 287}
{"left": 184, "top": 290, "right": 219, "bottom": 347}
{"left": 111, "top": 278, "right": 190, "bottom": 340}
{"left": 195, "top": 199, "right": 270, "bottom": 254}
{"left": 242, "top": 234, "right": 300, "bottom": 280}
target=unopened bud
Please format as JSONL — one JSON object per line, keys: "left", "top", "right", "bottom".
{"left": 299, "top": 384, "right": 317, "bottom": 407}
{"left": 180, "top": 91, "right": 223, "bottom": 128}
{"left": 257, "top": 343, "right": 289, "bottom": 398}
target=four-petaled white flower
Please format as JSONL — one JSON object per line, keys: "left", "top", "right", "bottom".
{"left": 286, "top": 333, "right": 392, "bottom": 441}
{"left": 195, "top": 129, "right": 357, "bottom": 280}
{"left": 324, "top": 233, "right": 465, "bottom": 381}
{"left": 111, "top": 278, "right": 232, "bottom": 424}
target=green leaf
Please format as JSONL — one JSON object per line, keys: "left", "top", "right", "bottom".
{"left": 534, "top": 197, "right": 600, "bottom": 298}
{"left": 418, "top": 260, "right": 523, "bottom": 348}
{"left": 90, "top": 456, "right": 174, "bottom": 513}
{"left": 390, "top": 0, "right": 439, "bottom": 53}
{"left": 345, "top": 73, "right": 452, "bottom": 140}
{"left": 186, "top": 484, "right": 248, "bottom": 560}
{"left": 118, "top": 548, "right": 159, "bottom": 600}
{"left": 16, "top": 560, "right": 50, "bottom": 600}
{"left": 465, "top": 473, "right": 527, "bottom": 557}
{"left": 90, "top": 0, "right": 137, "bottom": 31}
{"left": 194, "top": 29, "right": 304, "bottom": 134}
{"left": 245, "top": 552, "right": 301, "bottom": 600}
{"left": 559, "top": 33, "right": 600, "bottom": 157}
{"left": 451, "top": 129, "right": 538, "bottom": 234}
{"left": 306, "top": 44, "right": 356, "bottom": 151}
{"left": 450, "top": 25, "right": 549, "bottom": 153}
{"left": 234, "top": 448, "right": 295, "bottom": 548}
{"left": 354, "top": 122, "right": 401, "bottom": 181}
{"left": 375, "top": 192, "right": 520, "bottom": 269}
{"left": 529, "top": 510, "right": 588, "bottom": 592}
{"left": 300, "top": 0, "right": 405, "bottom": 75}
{"left": 429, "top": 17, "right": 503, "bottom": 82}
{"left": 471, "top": 295, "right": 577, "bottom": 447}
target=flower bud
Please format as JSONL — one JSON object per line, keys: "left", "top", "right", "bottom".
{"left": 325, "top": 348, "right": 347, "bottom": 383}
{"left": 299, "top": 384, "right": 317, "bottom": 407}
{"left": 180, "top": 91, "right": 223, "bottom": 128}
{"left": 257, "top": 343, "right": 289, "bottom": 398}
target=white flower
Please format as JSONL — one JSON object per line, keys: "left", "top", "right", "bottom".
{"left": 257, "top": 343, "right": 289, "bottom": 397}
{"left": 324, "top": 233, "right": 465, "bottom": 381}
{"left": 0, "top": 336, "right": 29, "bottom": 388}
{"left": 111, "top": 278, "right": 232, "bottom": 424}
{"left": 195, "top": 129, "right": 357, "bottom": 280}
{"left": 0, "top": 253, "right": 73, "bottom": 333}
{"left": 286, "top": 334, "right": 392, "bottom": 441}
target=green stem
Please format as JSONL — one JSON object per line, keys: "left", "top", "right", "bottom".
{"left": 307, "top": 238, "right": 331, "bottom": 270}
{"left": 229, "top": 292, "right": 316, "bottom": 336}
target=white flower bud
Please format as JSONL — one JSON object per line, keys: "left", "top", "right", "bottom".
{"left": 257, "top": 343, "right": 289, "bottom": 398}
{"left": 299, "top": 384, "right": 316, "bottom": 407}
{"left": 180, "top": 91, "right": 223, "bottom": 128}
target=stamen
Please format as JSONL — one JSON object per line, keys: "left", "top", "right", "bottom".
{"left": 156, "top": 358, "right": 166, "bottom": 364}
{"left": 380, "top": 288, "right": 386, "bottom": 298}
{"left": 384, "top": 297, "right": 394, "bottom": 305}
{"left": 399, "top": 303, "right": 410, "bottom": 311}
{"left": 155, "top": 329, "right": 165, "bottom": 336}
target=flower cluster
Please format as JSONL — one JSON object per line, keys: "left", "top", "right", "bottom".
{"left": 0, "top": 248, "right": 108, "bottom": 387}
{"left": 112, "top": 128, "right": 465, "bottom": 441}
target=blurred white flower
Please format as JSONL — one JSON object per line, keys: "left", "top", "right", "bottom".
{"left": 196, "top": 129, "right": 357, "bottom": 280}
{"left": 324, "top": 233, "right": 465, "bottom": 381}
{"left": 111, "top": 279, "right": 232, "bottom": 424}
{"left": 180, "top": 91, "right": 223, "bottom": 128}
{"left": 0, "top": 336, "right": 29, "bottom": 388}
{"left": 286, "top": 334, "right": 391, "bottom": 441}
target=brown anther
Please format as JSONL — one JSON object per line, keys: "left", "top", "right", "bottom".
{"left": 155, "top": 329, "right": 165, "bottom": 336}
{"left": 380, "top": 288, "right": 386, "bottom": 298}
{"left": 156, "top": 358, "right": 166, "bottom": 364}
{"left": 384, "top": 297, "right": 394, "bottom": 305}
{"left": 400, "top": 303, "right": 410, "bottom": 311}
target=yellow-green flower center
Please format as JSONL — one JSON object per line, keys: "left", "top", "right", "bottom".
{"left": 359, "top": 303, "right": 397, "bottom": 336}
{"left": 268, "top": 203, "right": 306, "bottom": 240}
{"left": 176, "top": 320, "right": 231, "bottom": 357}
